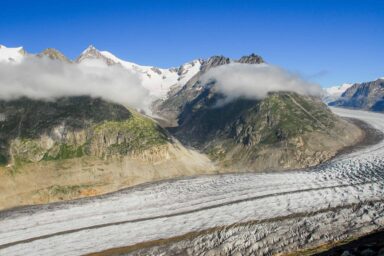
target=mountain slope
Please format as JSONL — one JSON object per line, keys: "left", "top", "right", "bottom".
{"left": 171, "top": 90, "right": 362, "bottom": 171}
{"left": 152, "top": 54, "right": 264, "bottom": 125}
{"left": 0, "top": 96, "right": 215, "bottom": 209}
{"left": 37, "top": 48, "right": 71, "bottom": 62}
{"left": 329, "top": 78, "right": 384, "bottom": 112}
{"left": 153, "top": 54, "right": 362, "bottom": 171}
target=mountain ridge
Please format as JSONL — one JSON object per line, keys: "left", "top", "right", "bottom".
{"left": 329, "top": 78, "right": 384, "bottom": 112}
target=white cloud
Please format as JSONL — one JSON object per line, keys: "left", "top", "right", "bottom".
{"left": 201, "top": 63, "right": 322, "bottom": 104}
{"left": 0, "top": 56, "right": 150, "bottom": 110}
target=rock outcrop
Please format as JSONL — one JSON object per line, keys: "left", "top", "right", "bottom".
{"left": 37, "top": 48, "right": 71, "bottom": 62}
{"left": 0, "top": 96, "right": 215, "bottom": 209}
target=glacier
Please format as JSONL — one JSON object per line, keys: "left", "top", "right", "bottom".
{"left": 0, "top": 107, "right": 383, "bottom": 255}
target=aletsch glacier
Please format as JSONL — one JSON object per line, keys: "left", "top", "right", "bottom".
{"left": 0, "top": 107, "right": 384, "bottom": 255}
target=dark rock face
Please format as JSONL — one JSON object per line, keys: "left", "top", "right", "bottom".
{"left": 329, "top": 79, "right": 384, "bottom": 112}
{"left": 237, "top": 53, "right": 264, "bottom": 64}
{"left": 200, "top": 56, "right": 231, "bottom": 73}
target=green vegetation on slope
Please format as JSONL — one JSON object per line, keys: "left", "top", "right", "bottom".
{"left": 94, "top": 111, "right": 169, "bottom": 155}
{"left": 43, "top": 144, "right": 85, "bottom": 161}
{"left": 0, "top": 97, "right": 170, "bottom": 168}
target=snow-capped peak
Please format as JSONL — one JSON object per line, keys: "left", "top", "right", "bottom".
{"left": 324, "top": 83, "right": 353, "bottom": 96}
{"left": 322, "top": 83, "right": 353, "bottom": 104}
{"left": 82, "top": 44, "right": 96, "bottom": 54}
{"left": 76, "top": 45, "right": 202, "bottom": 99}
{"left": 76, "top": 45, "right": 118, "bottom": 66}
{"left": 0, "top": 44, "right": 26, "bottom": 63}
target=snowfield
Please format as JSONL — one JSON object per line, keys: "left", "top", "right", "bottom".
{"left": 0, "top": 108, "right": 384, "bottom": 255}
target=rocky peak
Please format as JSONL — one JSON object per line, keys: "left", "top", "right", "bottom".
{"left": 342, "top": 79, "right": 384, "bottom": 98}
{"left": 75, "top": 45, "right": 117, "bottom": 65}
{"left": 177, "top": 59, "right": 203, "bottom": 76}
{"left": 200, "top": 56, "right": 231, "bottom": 72}
{"left": 237, "top": 53, "right": 264, "bottom": 64}
{"left": 37, "top": 48, "right": 70, "bottom": 62}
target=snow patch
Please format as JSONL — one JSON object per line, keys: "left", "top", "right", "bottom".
{"left": 0, "top": 45, "right": 25, "bottom": 63}
{"left": 77, "top": 46, "right": 202, "bottom": 99}
{"left": 324, "top": 83, "right": 353, "bottom": 96}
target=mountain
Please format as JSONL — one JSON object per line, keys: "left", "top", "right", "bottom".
{"left": 0, "top": 45, "right": 26, "bottom": 63}
{"left": 152, "top": 54, "right": 264, "bottom": 125}
{"left": 76, "top": 45, "right": 202, "bottom": 99}
{"left": 329, "top": 78, "right": 384, "bottom": 112}
{"left": 172, "top": 91, "right": 361, "bottom": 171}
{"left": 0, "top": 44, "right": 365, "bottom": 206}
{"left": 323, "top": 83, "right": 352, "bottom": 103}
{"left": 37, "top": 48, "right": 71, "bottom": 62}
{"left": 154, "top": 55, "right": 362, "bottom": 171}
{"left": 0, "top": 44, "right": 202, "bottom": 100}
{"left": 0, "top": 96, "right": 214, "bottom": 209}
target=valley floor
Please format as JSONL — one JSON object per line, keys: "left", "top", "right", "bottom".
{"left": 0, "top": 108, "right": 384, "bottom": 255}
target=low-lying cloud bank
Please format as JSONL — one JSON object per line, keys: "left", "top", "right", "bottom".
{"left": 0, "top": 58, "right": 322, "bottom": 112}
{"left": 201, "top": 63, "right": 322, "bottom": 103}
{"left": 0, "top": 57, "right": 149, "bottom": 109}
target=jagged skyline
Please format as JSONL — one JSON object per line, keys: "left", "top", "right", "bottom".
{"left": 0, "top": 0, "right": 383, "bottom": 87}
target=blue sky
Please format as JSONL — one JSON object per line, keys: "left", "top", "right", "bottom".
{"left": 0, "top": 0, "right": 383, "bottom": 87}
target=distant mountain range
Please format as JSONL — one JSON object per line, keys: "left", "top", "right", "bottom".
{"left": 323, "top": 83, "right": 353, "bottom": 104}
{"left": 0, "top": 44, "right": 201, "bottom": 99}
{"left": 328, "top": 78, "right": 384, "bottom": 112}
{"left": 2, "top": 44, "right": 381, "bottom": 114}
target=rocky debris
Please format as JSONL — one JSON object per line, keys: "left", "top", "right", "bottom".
{"left": 315, "top": 230, "right": 384, "bottom": 256}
